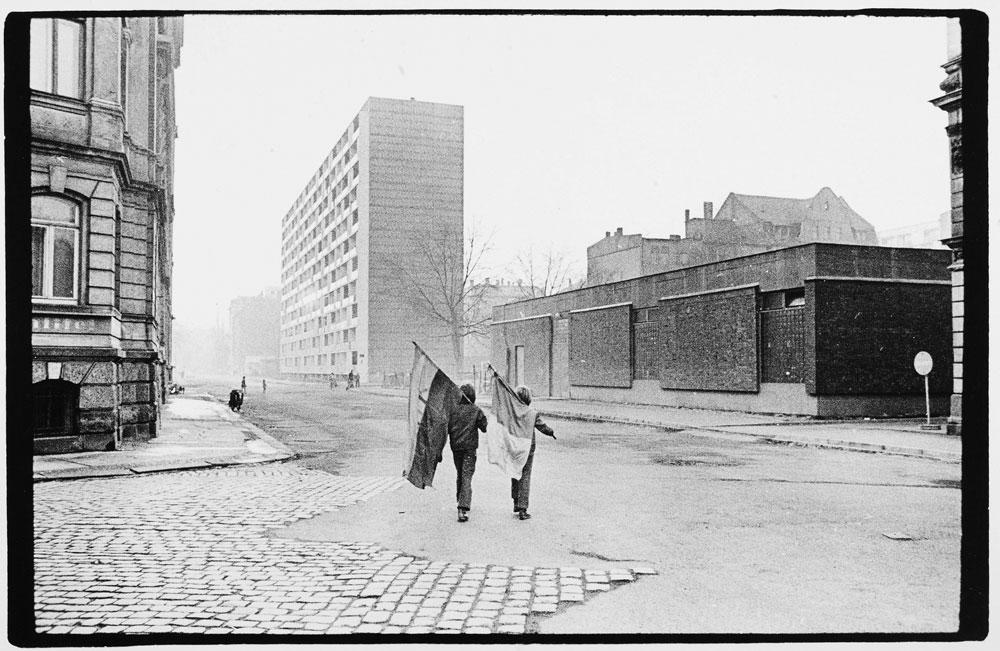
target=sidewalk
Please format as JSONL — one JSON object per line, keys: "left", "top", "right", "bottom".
{"left": 32, "top": 394, "right": 294, "bottom": 482}
{"left": 362, "top": 386, "right": 961, "bottom": 462}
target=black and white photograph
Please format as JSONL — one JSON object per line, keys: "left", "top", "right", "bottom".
{"left": 5, "top": 2, "right": 989, "bottom": 644}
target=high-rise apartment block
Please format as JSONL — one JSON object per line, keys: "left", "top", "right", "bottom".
{"left": 280, "top": 97, "right": 464, "bottom": 383}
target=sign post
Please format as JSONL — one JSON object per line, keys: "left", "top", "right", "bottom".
{"left": 913, "top": 351, "right": 934, "bottom": 429}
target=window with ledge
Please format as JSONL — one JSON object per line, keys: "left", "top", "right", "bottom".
{"left": 785, "top": 288, "right": 805, "bottom": 308}
{"left": 32, "top": 195, "right": 81, "bottom": 301}
{"left": 30, "top": 18, "right": 84, "bottom": 98}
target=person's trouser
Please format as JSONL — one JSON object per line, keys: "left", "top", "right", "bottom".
{"left": 452, "top": 449, "right": 477, "bottom": 511}
{"left": 511, "top": 442, "right": 536, "bottom": 512}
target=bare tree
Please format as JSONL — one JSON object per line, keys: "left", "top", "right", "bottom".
{"left": 392, "top": 223, "right": 494, "bottom": 371}
{"left": 510, "top": 245, "right": 574, "bottom": 299}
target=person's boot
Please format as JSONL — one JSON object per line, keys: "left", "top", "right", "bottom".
{"left": 517, "top": 509, "right": 531, "bottom": 520}
{"left": 457, "top": 509, "right": 469, "bottom": 523}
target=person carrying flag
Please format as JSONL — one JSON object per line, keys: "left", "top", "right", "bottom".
{"left": 447, "top": 383, "right": 488, "bottom": 522}
{"left": 508, "top": 385, "right": 556, "bottom": 520}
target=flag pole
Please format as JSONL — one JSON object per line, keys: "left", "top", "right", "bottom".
{"left": 486, "top": 363, "right": 525, "bottom": 404}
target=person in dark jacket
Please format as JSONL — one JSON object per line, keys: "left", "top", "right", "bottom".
{"left": 511, "top": 385, "right": 556, "bottom": 520}
{"left": 447, "top": 383, "right": 488, "bottom": 522}
{"left": 228, "top": 389, "right": 243, "bottom": 412}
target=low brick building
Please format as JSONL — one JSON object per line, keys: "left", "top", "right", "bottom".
{"left": 30, "top": 16, "right": 183, "bottom": 452}
{"left": 493, "top": 243, "right": 951, "bottom": 417}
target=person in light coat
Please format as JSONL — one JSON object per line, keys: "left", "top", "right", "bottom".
{"left": 510, "top": 385, "right": 556, "bottom": 520}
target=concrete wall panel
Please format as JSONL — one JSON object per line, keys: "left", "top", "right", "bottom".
{"left": 568, "top": 303, "right": 632, "bottom": 388}
{"left": 809, "top": 278, "right": 951, "bottom": 396}
{"left": 659, "top": 286, "right": 759, "bottom": 392}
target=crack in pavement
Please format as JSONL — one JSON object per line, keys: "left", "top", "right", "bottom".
{"left": 569, "top": 550, "right": 649, "bottom": 563}
{"left": 714, "top": 477, "right": 960, "bottom": 489}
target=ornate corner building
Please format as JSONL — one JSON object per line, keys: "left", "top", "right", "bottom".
{"left": 930, "top": 18, "right": 963, "bottom": 437}
{"left": 30, "top": 16, "right": 183, "bottom": 453}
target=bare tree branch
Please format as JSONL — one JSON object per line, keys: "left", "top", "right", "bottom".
{"left": 508, "top": 244, "right": 573, "bottom": 298}
{"left": 388, "top": 218, "right": 496, "bottom": 371}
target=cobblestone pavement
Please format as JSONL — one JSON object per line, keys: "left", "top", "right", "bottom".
{"left": 34, "top": 464, "right": 651, "bottom": 635}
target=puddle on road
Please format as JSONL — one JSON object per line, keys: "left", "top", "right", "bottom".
{"left": 648, "top": 453, "right": 744, "bottom": 467}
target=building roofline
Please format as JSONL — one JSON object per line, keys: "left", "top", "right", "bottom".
{"left": 364, "top": 96, "right": 464, "bottom": 110}
{"left": 500, "top": 241, "right": 951, "bottom": 309}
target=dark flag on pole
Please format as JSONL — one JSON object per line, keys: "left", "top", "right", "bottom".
{"left": 403, "top": 343, "right": 460, "bottom": 489}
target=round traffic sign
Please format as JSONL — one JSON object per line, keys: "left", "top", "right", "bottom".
{"left": 913, "top": 351, "right": 933, "bottom": 376}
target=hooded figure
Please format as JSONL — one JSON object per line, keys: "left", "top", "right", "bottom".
{"left": 447, "top": 383, "right": 488, "bottom": 522}
{"left": 509, "top": 385, "right": 556, "bottom": 520}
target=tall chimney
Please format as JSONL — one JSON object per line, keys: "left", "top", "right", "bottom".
{"left": 605, "top": 231, "right": 611, "bottom": 238}
{"left": 616, "top": 227, "right": 623, "bottom": 236}
{"left": 684, "top": 209, "right": 690, "bottom": 222}
{"left": 703, "top": 202, "right": 713, "bottom": 220}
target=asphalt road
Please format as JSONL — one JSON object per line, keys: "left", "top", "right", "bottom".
{"left": 192, "top": 376, "right": 961, "bottom": 634}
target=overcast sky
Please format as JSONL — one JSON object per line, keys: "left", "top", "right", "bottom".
{"left": 172, "top": 13, "right": 950, "bottom": 329}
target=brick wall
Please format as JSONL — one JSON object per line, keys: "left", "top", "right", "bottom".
{"left": 490, "top": 315, "right": 552, "bottom": 397}
{"left": 806, "top": 279, "right": 952, "bottom": 395}
{"left": 813, "top": 245, "right": 951, "bottom": 280}
{"left": 659, "top": 286, "right": 759, "bottom": 392}
{"left": 497, "top": 244, "right": 951, "bottom": 327}
{"left": 568, "top": 303, "right": 632, "bottom": 388}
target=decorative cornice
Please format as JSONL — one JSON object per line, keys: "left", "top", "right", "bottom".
{"left": 930, "top": 89, "right": 961, "bottom": 112}
{"left": 30, "top": 137, "right": 134, "bottom": 188}
{"left": 31, "top": 91, "right": 88, "bottom": 116}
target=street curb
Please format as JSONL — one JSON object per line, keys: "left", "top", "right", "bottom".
{"left": 529, "top": 409, "right": 961, "bottom": 463}
{"left": 238, "top": 418, "right": 297, "bottom": 459}
{"left": 32, "top": 398, "right": 297, "bottom": 483}
{"left": 203, "top": 392, "right": 297, "bottom": 460}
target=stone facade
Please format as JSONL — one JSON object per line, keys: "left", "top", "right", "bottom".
{"left": 587, "top": 188, "right": 878, "bottom": 286}
{"left": 930, "top": 18, "right": 963, "bottom": 437}
{"left": 280, "top": 97, "right": 464, "bottom": 383}
{"left": 30, "top": 17, "right": 183, "bottom": 452}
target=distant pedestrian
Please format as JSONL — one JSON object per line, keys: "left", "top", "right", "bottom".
{"left": 228, "top": 389, "right": 243, "bottom": 412}
{"left": 351, "top": 366, "right": 360, "bottom": 389}
{"left": 240, "top": 375, "right": 247, "bottom": 396}
{"left": 510, "top": 385, "right": 556, "bottom": 520}
{"left": 346, "top": 369, "right": 355, "bottom": 390}
{"left": 447, "top": 383, "right": 488, "bottom": 523}
{"left": 329, "top": 372, "right": 337, "bottom": 390}
{"left": 262, "top": 379, "right": 267, "bottom": 393}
